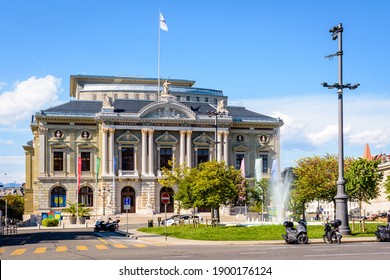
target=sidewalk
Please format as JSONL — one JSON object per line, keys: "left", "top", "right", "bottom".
{"left": 117, "top": 228, "right": 376, "bottom": 246}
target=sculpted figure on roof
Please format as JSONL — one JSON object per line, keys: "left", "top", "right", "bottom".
{"left": 161, "top": 80, "right": 171, "bottom": 97}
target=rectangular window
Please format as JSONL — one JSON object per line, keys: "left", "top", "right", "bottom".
{"left": 262, "top": 155, "right": 268, "bottom": 173}
{"left": 235, "top": 153, "right": 245, "bottom": 170}
{"left": 196, "top": 96, "right": 200, "bottom": 102}
{"left": 214, "top": 98, "right": 218, "bottom": 105}
{"left": 122, "top": 147, "right": 134, "bottom": 170}
{"left": 125, "top": 93, "right": 129, "bottom": 99}
{"left": 177, "top": 95, "right": 181, "bottom": 101}
{"left": 53, "top": 151, "right": 64, "bottom": 171}
{"left": 92, "top": 94, "right": 97, "bottom": 100}
{"left": 197, "top": 149, "right": 209, "bottom": 165}
{"left": 114, "top": 93, "right": 118, "bottom": 99}
{"left": 160, "top": 148, "right": 172, "bottom": 169}
{"left": 186, "top": 96, "right": 191, "bottom": 101}
{"left": 205, "top": 97, "right": 209, "bottom": 103}
{"left": 81, "top": 152, "right": 91, "bottom": 172}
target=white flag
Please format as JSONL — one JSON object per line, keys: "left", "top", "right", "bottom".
{"left": 160, "top": 12, "right": 168, "bottom": 31}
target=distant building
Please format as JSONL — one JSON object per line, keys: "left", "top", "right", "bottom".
{"left": 23, "top": 75, "right": 283, "bottom": 221}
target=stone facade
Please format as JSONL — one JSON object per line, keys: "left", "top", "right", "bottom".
{"left": 23, "top": 75, "right": 283, "bottom": 220}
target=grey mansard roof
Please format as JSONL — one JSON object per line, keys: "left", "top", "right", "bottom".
{"left": 40, "top": 99, "right": 281, "bottom": 125}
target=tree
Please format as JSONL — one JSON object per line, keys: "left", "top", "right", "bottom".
{"left": 345, "top": 158, "right": 383, "bottom": 217}
{"left": 384, "top": 175, "right": 390, "bottom": 201}
{"left": 160, "top": 160, "right": 242, "bottom": 219}
{"left": 191, "top": 161, "right": 241, "bottom": 213}
{"left": 292, "top": 154, "right": 353, "bottom": 217}
{"left": 0, "top": 194, "right": 24, "bottom": 221}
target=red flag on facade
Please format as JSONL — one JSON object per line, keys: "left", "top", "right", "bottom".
{"left": 77, "top": 157, "right": 82, "bottom": 192}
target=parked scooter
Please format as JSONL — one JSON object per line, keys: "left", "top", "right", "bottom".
{"left": 282, "top": 219, "right": 309, "bottom": 244}
{"left": 374, "top": 224, "right": 390, "bottom": 242}
{"left": 94, "top": 218, "right": 120, "bottom": 232}
{"left": 323, "top": 219, "right": 342, "bottom": 244}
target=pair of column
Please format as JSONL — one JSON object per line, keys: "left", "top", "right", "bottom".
{"left": 141, "top": 129, "right": 155, "bottom": 176}
{"left": 101, "top": 127, "right": 115, "bottom": 175}
{"left": 179, "top": 130, "right": 192, "bottom": 167}
{"left": 217, "top": 131, "right": 229, "bottom": 164}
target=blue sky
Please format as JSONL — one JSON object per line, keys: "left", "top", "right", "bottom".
{"left": 1, "top": 0, "right": 389, "bottom": 184}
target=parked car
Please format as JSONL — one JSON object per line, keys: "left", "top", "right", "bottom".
{"left": 163, "top": 214, "right": 199, "bottom": 226}
{"left": 161, "top": 215, "right": 180, "bottom": 225}
{"left": 367, "top": 214, "right": 379, "bottom": 221}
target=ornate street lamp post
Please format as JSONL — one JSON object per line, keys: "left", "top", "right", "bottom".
{"left": 98, "top": 186, "right": 110, "bottom": 216}
{"left": 322, "top": 23, "right": 359, "bottom": 235}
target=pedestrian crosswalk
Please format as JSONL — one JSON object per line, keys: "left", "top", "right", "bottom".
{"left": 0, "top": 241, "right": 166, "bottom": 257}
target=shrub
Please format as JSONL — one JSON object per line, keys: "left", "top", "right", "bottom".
{"left": 42, "top": 218, "right": 59, "bottom": 227}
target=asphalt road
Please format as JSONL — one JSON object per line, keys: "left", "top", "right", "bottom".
{"left": 1, "top": 227, "right": 390, "bottom": 260}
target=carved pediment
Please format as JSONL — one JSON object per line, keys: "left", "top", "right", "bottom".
{"left": 233, "top": 144, "right": 249, "bottom": 151}
{"left": 193, "top": 132, "right": 214, "bottom": 146}
{"left": 155, "top": 131, "right": 178, "bottom": 145}
{"left": 139, "top": 101, "right": 196, "bottom": 120}
{"left": 117, "top": 130, "right": 140, "bottom": 144}
{"left": 144, "top": 106, "right": 189, "bottom": 119}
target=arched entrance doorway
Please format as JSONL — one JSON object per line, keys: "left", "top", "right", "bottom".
{"left": 121, "top": 186, "right": 136, "bottom": 213}
{"left": 160, "top": 187, "right": 174, "bottom": 213}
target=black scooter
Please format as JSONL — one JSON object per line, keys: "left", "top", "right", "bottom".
{"left": 323, "top": 219, "right": 342, "bottom": 244}
{"left": 374, "top": 224, "right": 390, "bottom": 242}
{"left": 94, "top": 219, "right": 120, "bottom": 232}
{"left": 282, "top": 219, "right": 309, "bottom": 244}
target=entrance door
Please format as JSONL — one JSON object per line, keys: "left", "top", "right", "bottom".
{"left": 160, "top": 187, "right": 174, "bottom": 213}
{"left": 121, "top": 186, "right": 136, "bottom": 213}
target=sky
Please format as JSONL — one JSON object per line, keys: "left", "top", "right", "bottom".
{"left": 0, "top": 0, "right": 389, "bottom": 184}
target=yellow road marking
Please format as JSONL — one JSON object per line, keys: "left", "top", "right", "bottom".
{"left": 96, "top": 244, "right": 108, "bottom": 250}
{"left": 11, "top": 248, "right": 27, "bottom": 255}
{"left": 0, "top": 249, "right": 6, "bottom": 254}
{"left": 33, "top": 247, "right": 47, "bottom": 254}
{"left": 56, "top": 246, "right": 67, "bottom": 252}
{"left": 76, "top": 246, "right": 88, "bottom": 251}
{"left": 98, "top": 237, "right": 109, "bottom": 244}
{"left": 112, "top": 244, "right": 127, "bottom": 249}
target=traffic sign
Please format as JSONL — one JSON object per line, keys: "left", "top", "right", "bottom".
{"left": 124, "top": 197, "right": 131, "bottom": 210}
{"left": 161, "top": 192, "right": 170, "bottom": 204}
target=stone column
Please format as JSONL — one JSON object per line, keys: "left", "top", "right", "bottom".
{"left": 217, "top": 131, "right": 223, "bottom": 162}
{"left": 101, "top": 128, "right": 108, "bottom": 175}
{"left": 108, "top": 128, "right": 115, "bottom": 175}
{"left": 141, "top": 129, "right": 148, "bottom": 176}
{"left": 186, "top": 130, "right": 192, "bottom": 168}
{"left": 38, "top": 126, "right": 47, "bottom": 176}
{"left": 148, "top": 129, "right": 154, "bottom": 176}
{"left": 223, "top": 131, "right": 229, "bottom": 165}
{"left": 180, "top": 130, "right": 186, "bottom": 166}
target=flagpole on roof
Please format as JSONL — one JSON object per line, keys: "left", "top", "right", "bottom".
{"left": 158, "top": 9, "right": 161, "bottom": 101}
{"left": 158, "top": 11, "right": 168, "bottom": 101}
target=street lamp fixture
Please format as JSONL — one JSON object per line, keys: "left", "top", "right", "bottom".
{"left": 98, "top": 186, "right": 110, "bottom": 216}
{"left": 322, "top": 23, "right": 359, "bottom": 235}
{"left": 207, "top": 110, "right": 226, "bottom": 160}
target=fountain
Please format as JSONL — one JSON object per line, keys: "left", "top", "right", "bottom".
{"left": 270, "top": 159, "right": 294, "bottom": 223}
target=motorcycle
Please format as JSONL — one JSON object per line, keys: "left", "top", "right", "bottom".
{"left": 323, "top": 219, "right": 342, "bottom": 244}
{"left": 374, "top": 224, "right": 390, "bottom": 242}
{"left": 282, "top": 219, "right": 309, "bottom": 244}
{"left": 94, "top": 218, "right": 120, "bottom": 232}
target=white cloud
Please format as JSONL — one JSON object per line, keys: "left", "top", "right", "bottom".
{"left": 348, "top": 129, "right": 390, "bottom": 149}
{"left": 0, "top": 75, "right": 61, "bottom": 126}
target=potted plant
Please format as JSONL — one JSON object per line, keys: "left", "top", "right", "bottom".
{"left": 61, "top": 201, "right": 78, "bottom": 224}
{"left": 78, "top": 203, "right": 92, "bottom": 224}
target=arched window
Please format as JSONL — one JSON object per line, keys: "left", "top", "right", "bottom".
{"left": 51, "top": 186, "right": 66, "bottom": 207}
{"left": 79, "top": 186, "right": 93, "bottom": 207}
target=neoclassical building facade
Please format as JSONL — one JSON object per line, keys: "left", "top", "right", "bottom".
{"left": 23, "top": 75, "right": 283, "bottom": 220}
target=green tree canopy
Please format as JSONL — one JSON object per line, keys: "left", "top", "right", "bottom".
{"left": 345, "top": 158, "right": 383, "bottom": 215}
